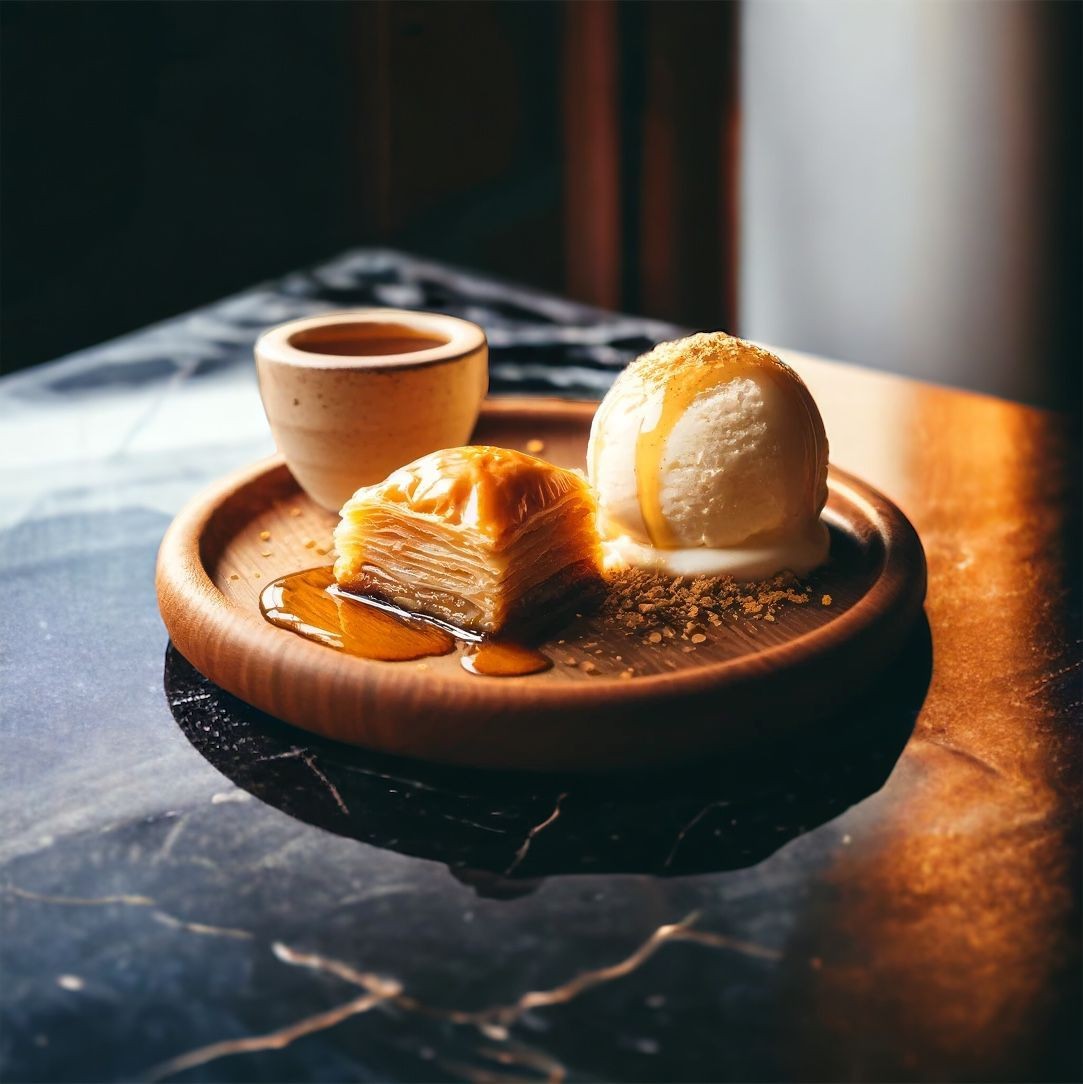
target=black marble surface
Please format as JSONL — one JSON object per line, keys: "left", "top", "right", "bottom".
{"left": 0, "top": 251, "right": 1076, "bottom": 1083}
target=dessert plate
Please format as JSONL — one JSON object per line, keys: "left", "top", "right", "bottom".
{"left": 156, "top": 398, "right": 926, "bottom": 773}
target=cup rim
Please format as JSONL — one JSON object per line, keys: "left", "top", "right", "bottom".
{"left": 255, "top": 309, "right": 487, "bottom": 371}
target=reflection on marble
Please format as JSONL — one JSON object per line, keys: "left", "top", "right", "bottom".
{"left": 164, "top": 624, "right": 930, "bottom": 889}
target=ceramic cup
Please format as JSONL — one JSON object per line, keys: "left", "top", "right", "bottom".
{"left": 256, "top": 310, "right": 488, "bottom": 511}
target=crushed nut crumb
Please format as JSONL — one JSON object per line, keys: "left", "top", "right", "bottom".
{"left": 259, "top": 530, "right": 271, "bottom": 541}
{"left": 600, "top": 567, "right": 811, "bottom": 642}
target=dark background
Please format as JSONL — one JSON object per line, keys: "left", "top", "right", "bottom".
{"left": 3, "top": 2, "right": 354, "bottom": 370}
{"left": 1, "top": 1, "right": 564, "bottom": 372}
{"left": 2, "top": 2, "right": 570, "bottom": 372}
{"left": 3, "top": 0, "right": 738, "bottom": 374}
{"left": 1, "top": 0, "right": 1078, "bottom": 412}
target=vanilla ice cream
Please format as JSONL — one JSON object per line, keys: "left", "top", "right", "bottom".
{"left": 587, "top": 332, "right": 829, "bottom": 578}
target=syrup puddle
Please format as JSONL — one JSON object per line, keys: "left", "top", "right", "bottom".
{"left": 260, "top": 567, "right": 552, "bottom": 676}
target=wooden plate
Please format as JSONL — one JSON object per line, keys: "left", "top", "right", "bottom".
{"left": 156, "top": 398, "right": 926, "bottom": 773}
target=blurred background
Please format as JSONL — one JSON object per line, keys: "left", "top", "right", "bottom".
{"left": 2, "top": 0, "right": 1079, "bottom": 408}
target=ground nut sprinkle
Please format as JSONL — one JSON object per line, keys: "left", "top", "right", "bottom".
{"left": 599, "top": 568, "right": 811, "bottom": 642}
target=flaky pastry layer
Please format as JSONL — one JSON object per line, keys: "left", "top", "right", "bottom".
{"left": 333, "top": 446, "right": 603, "bottom": 634}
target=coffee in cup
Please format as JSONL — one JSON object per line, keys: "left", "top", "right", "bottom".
{"left": 256, "top": 310, "right": 488, "bottom": 511}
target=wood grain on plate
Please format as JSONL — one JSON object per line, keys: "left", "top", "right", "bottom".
{"left": 156, "top": 398, "right": 926, "bottom": 772}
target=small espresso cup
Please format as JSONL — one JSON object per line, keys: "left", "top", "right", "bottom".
{"left": 256, "top": 310, "right": 488, "bottom": 511}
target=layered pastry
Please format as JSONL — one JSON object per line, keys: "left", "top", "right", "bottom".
{"left": 333, "top": 446, "right": 604, "bottom": 635}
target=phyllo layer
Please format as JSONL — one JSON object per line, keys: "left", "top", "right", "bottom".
{"left": 333, "top": 446, "right": 603, "bottom": 634}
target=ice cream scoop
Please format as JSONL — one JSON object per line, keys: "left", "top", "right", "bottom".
{"left": 587, "top": 332, "right": 830, "bottom": 578}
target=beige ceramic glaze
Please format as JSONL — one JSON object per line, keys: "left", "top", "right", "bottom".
{"left": 256, "top": 310, "right": 488, "bottom": 510}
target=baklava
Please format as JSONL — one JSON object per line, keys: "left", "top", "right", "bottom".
{"left": 333, "top": 446, "right": 604, "bottom": 635}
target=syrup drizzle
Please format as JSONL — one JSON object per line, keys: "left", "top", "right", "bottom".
{"left": 461, "top": 640, "right": 553, "bottom": 677}
{"left": 260, "top": 567, "right": 552, "bottom": 676}
{"left": 629, "top": 345, "right": 821, "bottom": 548}
{"left": 633, "top": 354, "right": 760, "bottom": 547}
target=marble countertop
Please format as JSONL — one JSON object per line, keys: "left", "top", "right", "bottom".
{"left": 1, "top": 250, "right": 1078, "bottom": 1082}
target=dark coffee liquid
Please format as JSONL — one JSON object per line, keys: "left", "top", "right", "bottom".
{"left": 287, "top": 323, "right": 448, "bottom": 357}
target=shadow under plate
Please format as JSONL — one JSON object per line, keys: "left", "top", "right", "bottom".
{"left": 164, "top": 618, "right": 931, "bottom": 896}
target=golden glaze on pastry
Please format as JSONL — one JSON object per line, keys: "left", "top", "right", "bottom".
{"left": 334, "top": 446, "right": 603, "bottom": 634}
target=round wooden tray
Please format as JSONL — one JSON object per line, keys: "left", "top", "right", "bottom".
{"left": 156, "top": 398, "right": 926, "bottom": 773}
